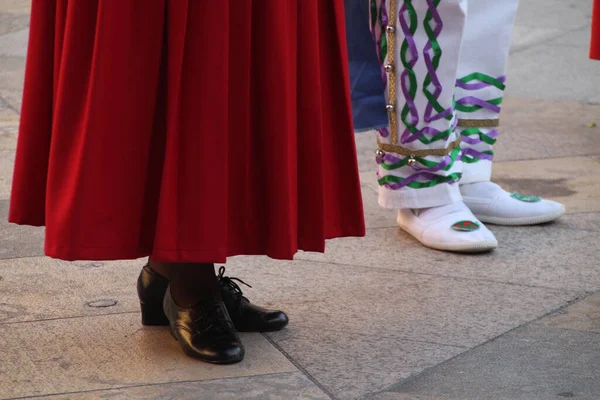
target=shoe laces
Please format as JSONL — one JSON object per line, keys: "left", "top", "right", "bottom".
{"left": 218, "top": 266, "right": 252, "bottom": 303}
{"left": 193, "top": 301, "right": 236, "bottom": 334}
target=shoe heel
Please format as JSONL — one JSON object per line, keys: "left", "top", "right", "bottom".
{"left": 140, "top": 302, "right": 169, "bottom": 326}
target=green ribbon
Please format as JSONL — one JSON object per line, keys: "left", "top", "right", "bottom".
{"left": 458, "top": 72, "right": 506, "bottom": 91}
{"left": 422, "top": 0, "right": 452, "bottom": 121}
{"left": 455, "top": 97, "right": 503, "bottom": 113}
{"left": 460, "top": 128, "right": 497, "bottom": 145}
{"left": 399, "top": 2, "right": 419, "bottom": 134}
{"left": 379, "top": 147, "right": 461, "bottom": 171}
{"left": 462, "top": 151, "right": 494, "bottom": 164}
{"left": 378, "top": 172, "right": 462, "bottom": 189}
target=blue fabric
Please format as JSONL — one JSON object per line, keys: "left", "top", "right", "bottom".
{"left": 344, "top": 0, "right": 388, "bottom": 132}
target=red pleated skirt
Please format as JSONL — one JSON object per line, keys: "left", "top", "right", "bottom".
{"left": 592, "top": 0, "right": 600, "bottom": 60}
{"left": 9, "top": 0, "right": 365, "bottom": 262}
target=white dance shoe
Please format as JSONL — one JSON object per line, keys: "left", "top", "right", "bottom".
{"left": 460, "top": 181, "right": 565, "bottom": 226}
{"left": 397, "top": 201, "right": 498, "bottom": 252}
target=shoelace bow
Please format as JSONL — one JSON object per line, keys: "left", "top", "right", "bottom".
{"left": 218, "top": 266, "right": 252, "bottom": 301}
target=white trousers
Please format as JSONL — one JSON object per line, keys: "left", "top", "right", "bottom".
{"left": 371, "top": 0, "right": 520, "bottom": 209}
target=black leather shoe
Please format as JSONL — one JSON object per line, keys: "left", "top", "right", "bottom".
{"left": 163, "top": 287, "right": 245, "bottom": 364}
{"left": 137, "top": 265, "right": 169, "bottom": 326}
{"left": 217, "top": 267, "right": 289, "bottom": 332}
{"left": 137, "top": 265, "right": 289, "bottom": 332}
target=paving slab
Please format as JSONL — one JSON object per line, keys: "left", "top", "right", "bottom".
{"left": 549, "top": 211, "right": 600, "bottom": 231}
{"left": 492, "top": 156, "right": 600, "bottom": 213}
{"left": 494, "top": 98, "right": 600, "bottom": 162}
{"left": 374, "top": 324, "right": 600, "bottom": 400}
{"left": 0, "top": 254, "right": 579, "bottom": 399}
{"left": 0, "top": 55, "right": 24, "bottom": 91}
{"left": 0, "top": 124, "right": 17, "bottom": 149}
{"left": 355, "top": 129, "right": 377, "bottom": 173}
{"left": 0, "top": 149, "right": 14, "bottom": 199}
{"left": 508, "top": 0, "right": 597, "bottom": 103}
{"left": 513, "top": 0, "right": 593, "bottom": 32}
{"left": 0, "top": 96, "right": 18, "bottom": 125}
{"left": 0, "top": 27, "right": 27, "bottom": 57}
{"left": 0, "top": 87, "right": 22, "bottom": 113}
{"left": 361, "top": 184, "right": 397, "bottom": 229}
{"left": 552, "top": 25, "right": 596, "bottom": 48}
{"left": 0, "top": 256, "right": 575, "bottom": 348}
{"left": 16, "top": 372, "right": 330, "bottom": 400}
{"left": 296, "top": 213, "right": 600, "bottom": 292}
{"left": 0, "top": 199, "right": 44, "bottom": 259}
{"left": 0, "top": 12, "right": 29, "bottom": 37}
{"left": 258, "top": 260, "right": 576, "bottom": 349}
{"left": 510, "top": 26, "right": 565, "bottom": 54}
{"left": 0, "top": 0, "right": 31, "bottom": 14}
{"left": 0, "top": 314, "right": 297, "bottom": 399}
{"left": 507, "top": 45, "right": 600, "bottom": 103}
{"left": 0, "top": 257, "right": 144, "bottom": 324}
{"left": 267, "top": 330, "right": 463, "bottom": 400}
{"left": 533, "top": 292, "right": 600, "bottom": 334}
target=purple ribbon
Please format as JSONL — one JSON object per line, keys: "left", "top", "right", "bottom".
{"left": 399, "top": 4, "right": 420, "bottom": 128}
{"left": 377, "top": 127, "right": 390, "bottom": 138}
{"left": 462, "top": 148, "right": 494, "bottom": 161}
{"left": 378, "top": 171, "right": 459, "bottom": 190}
{"left": 456, "top": 76, "right": 506, "bottom": 90}
{"left": 456, "top": 96, "right": 502, "bottom": 113}
{"left": 401, "top": 125, "right": 450, "bottom": 144}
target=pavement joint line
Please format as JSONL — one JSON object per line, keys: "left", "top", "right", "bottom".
{"left": 529, "top": 325, "right": 600, "bottom": 337}
{"left": 261, "top": 332, "right": 337, "bottom": 400}
{"left": 0, "top": 371, "right": 299, "bottom": 400}
{"left": 509, "top": 23, "right": 591, "bottom": 55}
{"left": 362, "top": 289, "right": 599, "bottom": 398}
{"left": 0, "top": 94, "right": 19, "bottom": 115}
{"left": 292, "top": 256, "right": 592, "bottom": 294}
{"left": 0, "top": 310, "right": 140, "bottom": 326}
{"left": 589, "top": 155, "right": 600, "bottom": 166}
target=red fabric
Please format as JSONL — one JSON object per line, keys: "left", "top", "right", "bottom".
{"left": 9, "top": 0, "right": 365, "bottom": 262}
{"left": 592, "top": 0, "right": 600, "bottom": 60}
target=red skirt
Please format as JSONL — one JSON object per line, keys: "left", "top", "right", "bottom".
{"left": 9, "top": 0, "right": 365, "bottom": 262}
{"left": 592, "top": 0, "right": 600, "bottom": 60}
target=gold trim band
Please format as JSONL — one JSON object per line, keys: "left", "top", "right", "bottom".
{"left": 377, "top": 136, "right": 462, "bottom": 157}
{"left": 457, "top": 119, "right": 500, "bottom": 128}
{"left": 387, "top": 0, "right": 398, "bottom": 145}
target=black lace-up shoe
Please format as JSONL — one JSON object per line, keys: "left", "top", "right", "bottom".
{"left": 163, "top": 287, "right": 245, "bottom": 364}
{"left": 137, "top": 265, "right": 289, "bottom": 332}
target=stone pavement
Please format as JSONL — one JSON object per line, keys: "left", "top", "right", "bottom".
{"left": 0, "top": 0, "right": 599, "bottom": 399}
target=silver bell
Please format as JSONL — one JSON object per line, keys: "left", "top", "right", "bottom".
{"left": 386, "top": 104, "right": 395, "bottom": 112}
{"left": 407, "top": 155, "right": 417, "bottom": 167}
{"left": 375, "top": 149, "right": 385, "bottom": 158}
